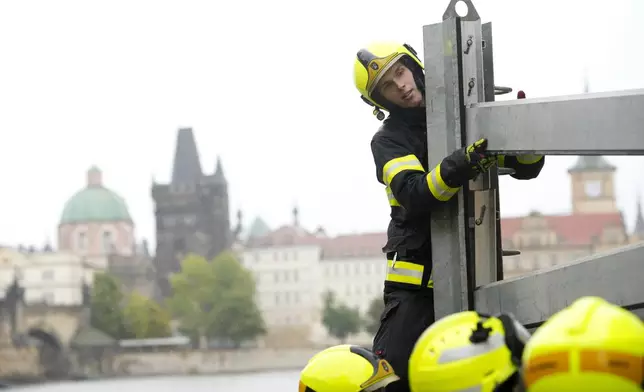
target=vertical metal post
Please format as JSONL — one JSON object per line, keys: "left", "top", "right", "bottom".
{"left": 472, "top": 21, "right": 500, "bottom": 286}
{"left": 424, "top": 0, "right": 485, "bottom": 318}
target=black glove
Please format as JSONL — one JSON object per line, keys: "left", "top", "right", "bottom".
{"left": 443, "top": 138, "right": 497, "bottom": 186}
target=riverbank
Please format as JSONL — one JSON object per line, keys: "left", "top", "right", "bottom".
{"left": 113, "top": 347, "right": 318, "bottom": 376}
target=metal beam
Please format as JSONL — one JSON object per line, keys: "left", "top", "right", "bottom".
{"left": 474, "top": 243, "right": 644, "bottom": 326}
{"left": 465, "top": 89, "right": 644, "bottom": 155}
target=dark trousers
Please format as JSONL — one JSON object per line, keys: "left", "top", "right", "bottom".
{"left": 372, "top": 288, "right": 435, "bottom": 392}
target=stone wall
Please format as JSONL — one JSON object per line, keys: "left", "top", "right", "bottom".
{"left": 0, "top": 347, "right": 41, "bottom": 378}
{"left": 113, "top": 348, "right": 319, "bottom": 376}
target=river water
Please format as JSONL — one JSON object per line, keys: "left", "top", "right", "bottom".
{"left": 14, "top": 371, "right": 301, "bottom": 391}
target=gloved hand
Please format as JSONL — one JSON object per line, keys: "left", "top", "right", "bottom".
{"left": 444, "top": 138, "right": 497, "bottom": 186}
{"left": 466, "top": 138, "right": 497, "bottom": 176}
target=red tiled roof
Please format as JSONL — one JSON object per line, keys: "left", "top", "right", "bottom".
{"left": 247, "top": 212, "right": 625, "bottom": 257}
{"left": 320, "top": 232, "right": 387, "bottom": 259}
{"left": 500, "top": 212, "right": 624, "bottom": 246}
{"left": 245, "top": 225, "right": 322, "bottom": 248}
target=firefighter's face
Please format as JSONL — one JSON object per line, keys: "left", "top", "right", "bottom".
{"left": 376, "top": 61, "right": 423, "bottom": 108}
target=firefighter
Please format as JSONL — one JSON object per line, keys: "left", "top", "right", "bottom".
{"left": 522, "top": 296, "right": 644, "bottom": 391}
{"left": 353, "top": 41, "right": 545, "bottom": 392}
{"left": 299, "top": 344, "right": 401, "bottom": 392}
{"left": 408, "top": 310, "right": 531, "bottom": 392}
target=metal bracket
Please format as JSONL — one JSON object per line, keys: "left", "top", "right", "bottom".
{"left": 443, "top": 0, "right": 480, "bottom": 21}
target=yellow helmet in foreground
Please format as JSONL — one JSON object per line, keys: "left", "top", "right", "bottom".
{"left": 522, "top": 296, "right": 644, "bottom": 392}
{"left": 299, "top": 344, "right": 400, "bottom": 392}
{"left": 353, "top": 41, "right": 424, "bottom": 120}
{"left": 409, "top": 311, "right": 530, "bottom": 392}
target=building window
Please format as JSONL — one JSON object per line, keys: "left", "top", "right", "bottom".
{"left": 42, "top": 270, "right": 54, "bottom": 280}
{"left": 102, "top": 231, "right": 114, "bottom": 253}
{"left": 42, "top": 292, "right": 54, "bottom": 304}
{"left": 293, "top": 270, "right": 299, "bottom": 282}
{"left": 77, "top": 231, "right": 88, "bottom": 251}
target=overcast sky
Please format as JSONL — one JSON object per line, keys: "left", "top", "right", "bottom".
{"left": 1, "top": 0, "right": 643, "bottom": 248}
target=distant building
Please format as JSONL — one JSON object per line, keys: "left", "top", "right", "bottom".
{"left": 0, "top": 246, "right": 96, "bottom": 346}
{"left": 152, "top": 128, "right": 241, "bottom": 297}
{"left": 57, "top": 166, "right": 158, "bottom": 299}
{"left": 240, "top": 208, "right": 386, "bottom": 347}
{"left": 240, "top": 156, "right": 644, "bottom": 347}
{"left": 501, "top": 155, "right": 644, "bottom": 278}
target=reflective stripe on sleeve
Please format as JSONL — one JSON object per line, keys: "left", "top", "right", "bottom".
{"left": 382, "top": 154, "right": 424, "bottom": 186}
{"left": 386, "top": 260, "right": 433, "bottom": 288}
{"left": 426, "top": 163, "right": 460, "bottom": 201}
{"left": 385, "top": 186, "right": 401, "bottom": 207}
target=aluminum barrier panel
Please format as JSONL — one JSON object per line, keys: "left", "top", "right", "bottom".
{"left": 424, "top": 0, "right": 644, "bottom": 323}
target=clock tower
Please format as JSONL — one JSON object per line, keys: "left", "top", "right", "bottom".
{"left": 568, "top": 155, "right": 618, "bottom": 214}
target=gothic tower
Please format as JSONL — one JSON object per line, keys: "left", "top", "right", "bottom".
{"left": 151, "top": 128, "right": 232, "bottom": 297}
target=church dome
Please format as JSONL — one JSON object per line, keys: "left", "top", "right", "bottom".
{"left": 59, "top": 166, "right": 132, "bottom": 225}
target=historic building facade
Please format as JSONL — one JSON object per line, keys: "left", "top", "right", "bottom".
{"left": 501, "top": 155, "right": 644, "bottom": 278}
{"left": 240, "top": 155, "right": 644, "bottom": 347}
{"left": 57, "top": 166, "right": 158, "bottom": 299}
{"left": 152, "top": 128, "right": 241, "bottom": 297}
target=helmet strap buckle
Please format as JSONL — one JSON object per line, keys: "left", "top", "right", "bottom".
{"left": 373, "top": 108, "right": 385, "bottom": 121}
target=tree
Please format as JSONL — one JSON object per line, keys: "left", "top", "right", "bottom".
{"left": 167, "top": 251, "right": 265, "bottom": 348}
{"left": 122, "top": 291, "right": 172, "bottom": 339}
{"left": 322, "top": 291, "right": 362, "bottom": 343}
{"left": 207, "top": 251, "right": 266, "bottom": 347}
{"left": 90, "top": 272, "right": 126, "bottom": 339}
{"left": 166, "top": 254, "right": 220, "bottom": 347}
{"left": 365, "top": 297, "right": 385, "bottom": 335}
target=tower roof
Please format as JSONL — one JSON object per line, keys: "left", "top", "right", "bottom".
{"left": 634, "top": 194, "right": 644, "bottom": 235}
{"left": 60, "top": 167, "right": 132, "bottom": 225}
{"left": 247, "top": 217, "right": 271, "bottom": 239}
{"left": 171, "top": 128, "right": 203, "bottom": 184}
{"left": 568, "top": 156, "right": 616, "bottom": 173}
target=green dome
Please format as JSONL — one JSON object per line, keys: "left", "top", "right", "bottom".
{"left": 59, "top": 167, "right": 132, "bottom": 225}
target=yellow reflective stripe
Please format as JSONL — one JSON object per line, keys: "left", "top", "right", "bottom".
{"left": 427, "top": 163, "right": 460, "bottom": 201}
{"left": 386, "top": 259, "right": 422, "bottom": 285}
{"left": 497, "top": 155, "right": 506, "bottom": 167}
{"left": 385, "top": 260, "right": 433, "bottom": 288}
{"left": 516, "top": 154, "right": 544, "bottom": 164}
{"left": 382, "top": 155, "right": 424, "bottom": 186}
{"left": 385, "top": 186, "right": 401, "bottom": 207}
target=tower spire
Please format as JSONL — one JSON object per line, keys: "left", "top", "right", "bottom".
{"left": 171, "top": 127, "right": 203, "bottom": 184}
{"left": 635, "top": 192, "right": 644, "bottom": 235}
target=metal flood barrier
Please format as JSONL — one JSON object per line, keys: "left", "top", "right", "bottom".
{"left": 424, "top": 0, "right": 644, "bottom": 325}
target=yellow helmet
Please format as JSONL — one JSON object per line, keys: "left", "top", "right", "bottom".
{"left": 409, "top": 311, "right": 530, "bottom": 392}
{"left": 353, "top": 41, "right": 424, "bottom": 120}
{"left": 522, "top": 296, "right": 644, "bottom": 392}
{"left": 299, "top": 344, "right": 400, "bottom": 392}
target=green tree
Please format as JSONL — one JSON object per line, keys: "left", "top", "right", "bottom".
{"left": 167, "top": 251, "right": 265, "bottom": 348}
{"left": 365, "top": 297, "right": 385, "bottom": 335}
{"left": 322, "top": 291, "right": 362, "bottom": 343}
{"left": 166, "top": 254, "right": 220, "bottom": 346}
{"left": 90, "top": 272, "right": 126, "bottom": 339}
{"left": 123, "top": 291, "right": 172, "bottom": 339}
{"left": 207, "top": 251, "right": 266, "bottom": 347}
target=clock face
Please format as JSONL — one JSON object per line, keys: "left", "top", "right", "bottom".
{"left": 585, "top": 180, "right": 602, "bottom": 198}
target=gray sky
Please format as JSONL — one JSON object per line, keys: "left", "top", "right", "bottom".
{"left": 1, "top": 0, "right": 643, "bottom": 248}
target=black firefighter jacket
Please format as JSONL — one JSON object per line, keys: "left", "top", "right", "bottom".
{"left": 370, "top": 107, "right": 545, "bottom": 279}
